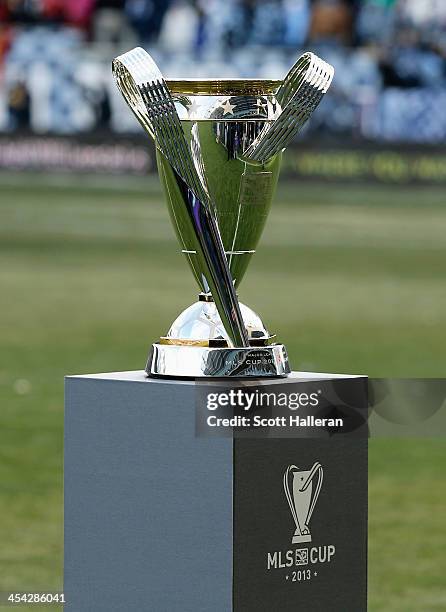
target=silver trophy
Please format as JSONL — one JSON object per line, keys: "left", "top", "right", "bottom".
{"left": 112, "top": 48, "right": 334, "bottom": 378}
{"left": 284, "top": 463, "right": 324, "bottom": 544}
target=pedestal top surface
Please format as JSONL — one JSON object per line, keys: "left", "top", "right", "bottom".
{"left": 66, "top": 370, "right": 364, "bottom": 385}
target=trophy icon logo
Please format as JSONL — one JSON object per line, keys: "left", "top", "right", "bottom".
{"left": 283, "top": 462, "right": 323, "bottom": 544}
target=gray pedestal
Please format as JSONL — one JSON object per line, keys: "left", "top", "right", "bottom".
{"left": 64, "top": 371, "right": 367, "bottom": 612}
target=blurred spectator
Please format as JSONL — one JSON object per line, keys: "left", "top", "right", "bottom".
{"left": 125, "top": 0, "right": 172, "bottom": 45}
{"left": 93, "top": 0, "right": 135, "bottom": 46}
{"left": 356, "top": 0, "right": 397, "bottom": 46}
{"left": 158, "top": 0, "right": 198, "bottom": 53}
{"left": 43, "top": 0, "right": 96, "bottom": 29}
{"left": 0, "top": 25, "right": 13, "bottom": 64}
{"left": 250, "top": 0, "right": 284, "bottom": 46}
{"left": 283, "top": 0, "right": 311, "bottom": 47}
{"left": 2, "top": 0, "right": 95, "bottom": 28}
{"left": 3, "top": 0, "right": 41, "bottom": 23}
{"left": 399, "top": 0, "right": 446, "bottom": 29}
{"left": 310, "top": 0, "right": 353, "bottom": 45}
{"left": 194, "top": 0, "right": 248, "bottom": 54}
{"left": 7, "top": 80, "right": 30, "bottom": 129}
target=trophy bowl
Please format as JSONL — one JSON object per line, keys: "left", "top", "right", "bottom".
{"left": 112, "top": 48, "right": 334, "bottom": 378}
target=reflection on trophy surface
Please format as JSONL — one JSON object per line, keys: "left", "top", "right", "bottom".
{"left": 112, "top": 47, "right": 334, "bottom": 378}
{"left": 284, "top": 463, "right": 324, "bottom": 544}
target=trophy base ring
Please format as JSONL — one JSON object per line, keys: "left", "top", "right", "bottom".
{"left": 292, "top": 533, "right": 312, "bottom": 544}
{"left": 146, "top": 344, "right": 290, "bottom": 378}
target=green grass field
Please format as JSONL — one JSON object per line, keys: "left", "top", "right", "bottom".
{"left": 0, "top": 172, "right": 445, "bottom": 610}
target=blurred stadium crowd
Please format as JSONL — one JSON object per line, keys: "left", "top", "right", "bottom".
{"left": 0, "top": 0, "right": 445, "bottom": 142}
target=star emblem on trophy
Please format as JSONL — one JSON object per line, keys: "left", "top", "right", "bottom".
{"left": 220, "top": 99, "right": 236, "bottom": 115}
{"left": 112, "top": 48, "right": 334, "bottom": 377}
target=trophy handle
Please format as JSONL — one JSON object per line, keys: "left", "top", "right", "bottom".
{"left": 112, "top": 48, "right": 208, "bottom": 205}
{"left": 283, "top": 465, "right": 302, "bottom": 533}
{"left": 244, "top": 53, "right": 334, "bottom": 163}
{"left": 299, "top": 461, "right": 323, "bottom": 526}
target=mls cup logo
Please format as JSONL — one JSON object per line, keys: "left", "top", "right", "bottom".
{"left": 283, "top": 462, "right": 323, "bottom": 544}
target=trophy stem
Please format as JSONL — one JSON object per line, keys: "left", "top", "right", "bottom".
{"left": 170, "top": 168, "right": 249, "bottom": 348}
